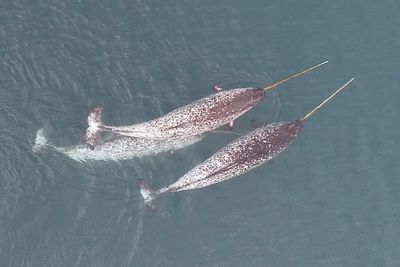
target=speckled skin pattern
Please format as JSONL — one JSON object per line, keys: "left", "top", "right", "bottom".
{"left": 35, "top": 130, "right": 203, "bottom": 162}
{"left": 157, "top": 120, "right": 304, "bottom": 194}
{"left": 101, "top": 87, "right": 265, "bottom": 139}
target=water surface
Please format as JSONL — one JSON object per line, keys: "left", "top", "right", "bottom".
{"left": 1, "top": 1, "right": 399, "bottom": 266}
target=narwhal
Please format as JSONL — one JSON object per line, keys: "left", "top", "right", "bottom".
{"left": 32, "top": 128, "right": 203, "bottom": 162}
{"left": 139, "top": 77, "right": 355, "bottom": 204}
{"left": 85, "top": 61, "right": 328, "bottom": 149}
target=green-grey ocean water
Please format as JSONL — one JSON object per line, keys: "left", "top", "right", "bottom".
{"left": 1, "top": 1, "right": 399, "bottom": 266}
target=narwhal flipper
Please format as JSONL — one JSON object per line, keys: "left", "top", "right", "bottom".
{"left": 213, "top": 85, "right": 223, "bottom": 92}
{"left": 84, "top": 105, "right": 103, "bottom": 150}
{"left": 227, "top": 120, "right": 234, "bottom": 130}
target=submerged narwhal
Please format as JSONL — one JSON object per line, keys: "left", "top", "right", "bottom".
{"left": 32, "top": 128, "right": 203, "bottom": 162}
{"left": 139, "top": 77, "right": 355, "bottom": 203}
{"left": 85, "top": 61, "right": 328, "bottom": 149}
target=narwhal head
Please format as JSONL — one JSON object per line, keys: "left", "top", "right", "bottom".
{"left": 286, "top": 119, "right": 304, "bottom": 137}
{"left": 231, "top": 88, "right": 265, "bottom": 109}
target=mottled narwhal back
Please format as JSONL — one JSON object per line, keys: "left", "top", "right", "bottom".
{"left": 215, "top": 88, "right": 265, "bottom": 116}
{"left": 218, "top": 88, "right": 265, "bottom": 111}
{"left": 187, "top": 87, "right": 265, "bottom": 123}
{"left": 252, "top": 119, "right": 304, "bottom": 157}
{"left": 212, "top": 119, "right": 304, "bottom": 170}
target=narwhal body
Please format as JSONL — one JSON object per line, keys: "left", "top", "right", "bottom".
{"left": 33, "top": 129, "right": 202, "bottom": 162}
{"left": 145, "top": 120, "right": 302, "bottom": 196}
{"left": 85, "top": 61, "right": 328, "bottom": 149}
{"left": 86, "top": 88, "right": 264, "bottom": 148}
{"left": 139, "top": 78, "right": 354, "bottom": 203}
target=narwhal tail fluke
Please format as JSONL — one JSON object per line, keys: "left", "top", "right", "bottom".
{"left": 85, "top": 105, "right": 104, "bottom": 150}
{"left": 32, "top": 128, "right": 51, "bottom": 155}
{"left": 139, "top": 179, "right": 159, "bottom": 206}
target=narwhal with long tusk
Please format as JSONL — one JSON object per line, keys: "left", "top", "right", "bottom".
{"left": 85, "top": 61, "right": 328, "bottom": 149}
{"left": 139, "top": 77, "right": 355, "bottom": 204}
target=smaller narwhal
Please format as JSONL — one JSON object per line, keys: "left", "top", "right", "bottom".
{"left": 85, "top": 61, "right": 328, "bottom": 149}
{"left": 139, "top": 77, "right": 355, "bottom": 204}
{"left": 32, "top": 128, "right": 203, "bottom": 162}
